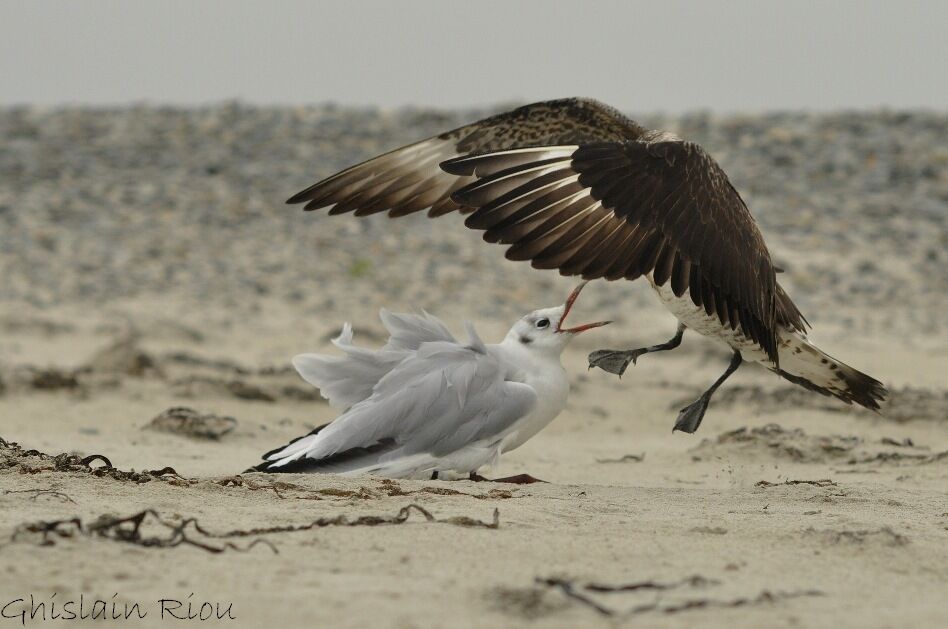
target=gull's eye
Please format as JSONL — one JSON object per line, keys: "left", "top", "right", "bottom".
{"left": 536, "top": 318, "right": 550, "bottom": 329}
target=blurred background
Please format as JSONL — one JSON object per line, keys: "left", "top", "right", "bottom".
{"left": 2, "top": 0, "right": 946, "bottom": 111}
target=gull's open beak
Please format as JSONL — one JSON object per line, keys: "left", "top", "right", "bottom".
{"left": 556, "top": 281, "right": 611, "bottom": 334}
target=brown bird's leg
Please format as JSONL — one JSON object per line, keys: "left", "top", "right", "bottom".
{"left": 674, "top": 350, "right": 743, "bottom": 434}
{"left": 468, "top": 471, "right": 546, "bottom": 484}
{"left": 589, "top": 323, "right": 686, "bottom": 377}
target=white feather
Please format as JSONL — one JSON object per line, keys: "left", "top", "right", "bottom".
{"left": 263, "top": 301, "right": 581, "bottom": 479}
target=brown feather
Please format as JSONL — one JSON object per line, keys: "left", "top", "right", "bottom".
{"left": 671, "top": 254, "right": 692, "bottom": 297}
{"left": 652, "top": 242, "right": 677, "bottom": 287}
{"left": 288, "top": 98, "right": 801, "bottom": 363}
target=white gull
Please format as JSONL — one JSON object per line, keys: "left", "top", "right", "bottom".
{"left": 252, "top": 282, "right": 608, "bottom": 482}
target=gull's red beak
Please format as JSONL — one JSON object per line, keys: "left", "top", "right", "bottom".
{"left": 556, "top": 281, "right": 611, "bottom": 334}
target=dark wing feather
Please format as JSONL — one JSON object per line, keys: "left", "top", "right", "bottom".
{"left": 444, "top": 140, "right": 808, "bottom": 362}
{"left": 287, "top": 98, "right": 808, "bottom": 361}
{"left": 286, "top": 98, "right": 645, "bottom": 217}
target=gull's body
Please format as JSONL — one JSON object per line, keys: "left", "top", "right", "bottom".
{"left": 285, "top": 97, "right": 887, "bottom": 432}
{"left": 253, "top": 285, "right": 606, "bottom": 479}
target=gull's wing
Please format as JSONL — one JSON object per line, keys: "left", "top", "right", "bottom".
{"left": 443, "top": 141, "right": 807, "bottom": 363}
{"left": 294, "top": 309, "right": 459, "bottom": 409}
{"left": 286, "top": 98, "right": 645, "bottom": 218}
{"left": 378, "top": 308, "right": 456, "bottom": 351}
{"left": 265, "top": 332, "right": 537, "bottom": 473}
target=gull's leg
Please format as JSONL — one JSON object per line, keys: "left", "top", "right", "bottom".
{"left": 673, "top": 350, "right": 743, "bottom": 434}
{"left": 430, "top": 471, "right": 439, "bottom": 480}
{"left": 468, "top": 471, "right": 546, "bottom": 484}
{"left": 589, "top": 323, "right": 686, "bottom": 376}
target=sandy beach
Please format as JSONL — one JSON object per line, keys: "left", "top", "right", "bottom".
{"left": 0, "top": 105, "right": 946, "bottom": 628}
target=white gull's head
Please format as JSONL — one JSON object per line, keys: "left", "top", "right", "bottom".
{"left": 505, "top": 282, "right": 610, "bottom": 355}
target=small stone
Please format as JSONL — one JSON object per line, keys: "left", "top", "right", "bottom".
{"left": 145, "top": 407, "right": 237, "bottom": 440}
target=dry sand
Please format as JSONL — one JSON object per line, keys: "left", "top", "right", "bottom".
{"left": 0, "top": 106, "right": 946, "bottom": 628}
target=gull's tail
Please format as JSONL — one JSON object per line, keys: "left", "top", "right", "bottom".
{"left": 773, "top": 331, "right": 887, "bottom": 411}
{"left": 244, "top": 422, "right": 330, "bottom": 473}
{"left": 245, "top": 422, "right": 399, "bottom": 474}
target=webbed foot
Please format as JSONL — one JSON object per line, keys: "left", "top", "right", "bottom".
{"left": 588, "top": 324, "right": 687, "bottom": 377}
{"left": 588, "top": 348, "right": 647, "bottom": 376}
{"left": 673, "top": 396, "right": 711, "bottom": 434}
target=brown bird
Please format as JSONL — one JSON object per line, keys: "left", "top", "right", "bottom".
{"left": 287, "top": 97, "right": 886, "bottom": 433}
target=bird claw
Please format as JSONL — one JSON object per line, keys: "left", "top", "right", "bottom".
{"left": 673, "top": 396, "right": 711, "bottom": 434}
{"left": 588, "top": 349, "right": 647, "bottom": 376}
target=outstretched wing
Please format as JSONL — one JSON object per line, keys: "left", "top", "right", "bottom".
{"left": 286, "top": 98, "right": 645, "bottom": 218}
{"left": 293, "top": 309, "right": 458, "bottom": 409}
{"left": 267, "top": 336, "right": 537, "bottom": 471}
{"left": 443, "top": 141, "right": 804, "bottom": 362}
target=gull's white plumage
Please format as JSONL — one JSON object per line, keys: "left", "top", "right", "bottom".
{"left": 292, "top": 309, "right": 457, "bottom": 410}
{"left": 254, "top": 286, "right": 607, "bottom": 479}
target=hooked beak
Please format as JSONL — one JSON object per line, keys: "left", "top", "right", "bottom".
{"left": 556, "top": 281, "right": 611, "bottom": 334}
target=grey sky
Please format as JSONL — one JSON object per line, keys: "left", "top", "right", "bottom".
{"left": 2, "top": 0, "right": 946, "bottom": 112}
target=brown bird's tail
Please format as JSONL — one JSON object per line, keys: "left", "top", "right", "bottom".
{"left": 774, "top": 332, "right": 887, "bottom": 411}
